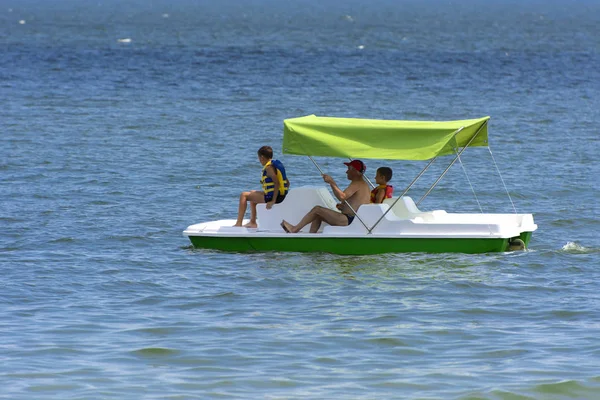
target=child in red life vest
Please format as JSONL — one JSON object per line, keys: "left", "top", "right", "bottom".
{"left": 370, "top": 167, "right": 393, "bottom": 203}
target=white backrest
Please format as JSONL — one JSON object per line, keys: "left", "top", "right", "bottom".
{"left": 322, "top": 202, "right": 414, "bottom": 235}
{"left": 383, "top": 196, "right": 422, "bottom": 219}
{"left": 321, "top": 203, "right": 390, "bottom": 234}
{"left": 354, "top": 203, "right": 392, "bottom": 226}
{"left": 256, "top": 186, "right": 338, "bottom": 232}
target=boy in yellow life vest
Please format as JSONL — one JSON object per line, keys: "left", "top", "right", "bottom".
{"left": 234, "top": 146, "right": 290, "bottom": 228}
{"left": 370, "top": 167, "right": 393, "bottom": 203}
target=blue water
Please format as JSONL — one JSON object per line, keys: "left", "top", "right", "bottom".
{"left": 2, "top": 0, "right": 600, "bottom": 398}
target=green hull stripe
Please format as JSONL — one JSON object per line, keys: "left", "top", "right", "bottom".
{"left": 187, "top": 234, "right": 534, "bottom": 254}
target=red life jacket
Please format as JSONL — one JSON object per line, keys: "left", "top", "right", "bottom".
{"left": 370, "top": 184, "right": 394, "bottom": 203}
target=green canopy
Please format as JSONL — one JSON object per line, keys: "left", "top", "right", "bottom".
{"left": 283, "top": 115, "right": 490, "bottom": 161}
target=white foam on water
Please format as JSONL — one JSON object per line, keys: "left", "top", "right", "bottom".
{"left": 117, "top": 38, "right": 132, "bottom": 43}
{"left": 561, "top": 241, "right": 594, "bottom": 254}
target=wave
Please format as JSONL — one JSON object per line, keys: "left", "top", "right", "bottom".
{"left": 532, "top": 378, "right": 600, "bottom": 396}
{"left": 131, "top": 347, "right": 179, "bottom": 357}
{"left": 561, "top": 241, "right": 599, "bottom": 254}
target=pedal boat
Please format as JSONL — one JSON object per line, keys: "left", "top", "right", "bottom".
{"left": 183, "top": 115, "right": 537, "bottom": 254}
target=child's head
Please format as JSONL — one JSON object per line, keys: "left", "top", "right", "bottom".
{"left": 375, "top": 167, "right": 392, "bottom": 184}
{"left": 257, "top": 146, "right": 273, "bottom": 164}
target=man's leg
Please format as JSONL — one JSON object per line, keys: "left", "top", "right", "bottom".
{"left": 309, "top": 217, "right": 323, "bottom": 233}
{"left": 234, "top": 191, "right": 265, "bottom": 227}
{"left": 310, "top": 207, "right": 349, "bottom": 232}
{"left": 282, "top": 206, "right": 347, "bottom": 233}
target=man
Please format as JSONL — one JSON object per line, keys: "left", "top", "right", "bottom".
{"left": 234, "top": 146, "right": 290, "bottom": 228}
{"left": 280, "top": 159, "right": 370, "bottom": 233}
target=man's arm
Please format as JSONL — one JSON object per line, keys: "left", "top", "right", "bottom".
{"left": 322, "top": 174, "right": 358, "bottom": 201}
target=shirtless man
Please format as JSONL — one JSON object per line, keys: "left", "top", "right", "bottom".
{"left": 281, "top": 160, "right": 371, "bottom": 234}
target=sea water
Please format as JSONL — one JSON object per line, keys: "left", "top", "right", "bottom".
{"left": 1, "top": 0, "right": 600, "bottom": 398}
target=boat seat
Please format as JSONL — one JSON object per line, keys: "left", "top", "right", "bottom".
{"left": 256, "top": 186, "right": 338, "bottom": 232}
{"left": 322, "top": 203, "right": 403, "bottom": 234}
{"left": 383, "top": 196, "right": 448, "bottom": 221}
{"left": 383, "top": 196, "right": 422, "bottom": 219}
{"left": 322, "top": 197, "right": 457, "bottom": 235}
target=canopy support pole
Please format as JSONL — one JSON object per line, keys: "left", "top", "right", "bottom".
{"left": 488, "top": 146, "right": 518, "bottom": 214}
{"left": 308, "top": 156, "right": 371, "bottom": 233}
{"left": 366, "top": 127, "right": 464, "bottom": 234}
{"left": 399, "top": 152, "right": 440, "bottom": 198}
{"left": 416, "top": 121, "right": 488, "bottom": 207}
{"left": 308, "top": 155, "right": 325, "bottom": 175}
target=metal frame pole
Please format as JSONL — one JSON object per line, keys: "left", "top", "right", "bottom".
{"left": 366, "top": 126, "right": 465, "bottom": 233}
{"left": 416, "top": 121, "right": 487, "bottom": 206}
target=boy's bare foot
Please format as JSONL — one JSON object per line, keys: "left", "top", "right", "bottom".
{"left": 243, "top": 222, "right": 257, "bottom": 229}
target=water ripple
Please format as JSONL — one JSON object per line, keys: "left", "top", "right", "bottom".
{"left": 1, "top": 0, "right": 600, "bottom": 398}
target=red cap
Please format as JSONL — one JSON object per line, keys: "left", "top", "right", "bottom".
{"left": 343, "top": 159, "right": 366, "bottom": 173}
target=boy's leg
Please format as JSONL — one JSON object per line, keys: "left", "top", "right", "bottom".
{"left": 245, "top": 193, "right": 266, "bottom": 228}
{"left": 247, "top": 202, "right": 258, "bottom": 226}
{"left": 234, "top": 191, "right": 265, "bottom": 227}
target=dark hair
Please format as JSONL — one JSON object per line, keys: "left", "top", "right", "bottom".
{"left": 257, "top": 146, "right": 273, "bottom": 159}
{"left": 377, "top": 167, "right": 393, "bottom": 182}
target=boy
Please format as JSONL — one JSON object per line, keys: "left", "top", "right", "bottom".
{"left": 234, "top": 146, "right": 290, "bottom": 228}
{"left": 370, "top": 167, "right": 393, "bottom": 203}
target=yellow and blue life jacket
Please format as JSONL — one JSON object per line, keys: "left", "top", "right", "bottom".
{"left": 261, "top": 159, "right": 290, "bottom": 201}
